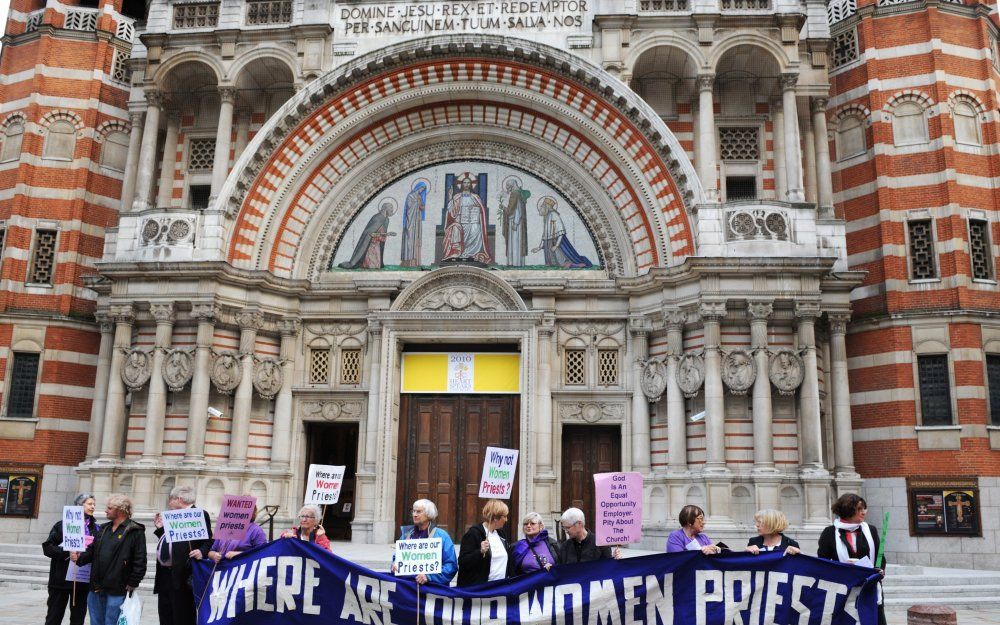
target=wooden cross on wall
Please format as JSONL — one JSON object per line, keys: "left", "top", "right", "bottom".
{"left": 947, "top": 493, "right": 972, "bottom": 524}
{"left": 10, "top": 480, "right": 31, "bottom": 505}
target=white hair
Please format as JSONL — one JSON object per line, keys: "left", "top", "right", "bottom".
{"left": 522, "top": 511, "right": 545, "bottom": 526}
{"left": 298, "top": 504, "right": 322, "bottom": 520}
{"left": 413, "top": 499, "right": 438, "bottom": 521}
{"left": 561, "top": 507, "right": 585, "bottom": 526}
{"left": 169, "top": 485, "right": 196, "bottom": 505}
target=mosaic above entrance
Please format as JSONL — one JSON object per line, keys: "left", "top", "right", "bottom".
{"left": 329, "top": 162, "right": 601, "bottom": 271}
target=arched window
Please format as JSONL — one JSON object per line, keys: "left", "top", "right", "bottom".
{"left": 0, "top": 121, "right": 24, "bottom": 162}
{"left": 836, "top": 114, "right": 866, "bottom": 160}
{"left": 892, "top": 101, "right": 928, "bottom": 146}
{"left": 43, "top": 120, "right": 77, "bottom": 159}
{"left": 100, "top": 130, "right": 130, "bottom": 171}
{"left": 952, "top": 99, "right": 981, "bottom": 146}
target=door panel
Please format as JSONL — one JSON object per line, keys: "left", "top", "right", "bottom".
{"left": 560, "top": 425, "right": 621, "bottom": 524}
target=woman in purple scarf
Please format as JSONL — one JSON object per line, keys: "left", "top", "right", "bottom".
{"left": 509, "top": 512, "right": 560, "bottom": 576}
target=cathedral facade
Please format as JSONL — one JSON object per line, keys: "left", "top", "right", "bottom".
{"left": 0, "top": 0, "right": 996, "bottom": 563}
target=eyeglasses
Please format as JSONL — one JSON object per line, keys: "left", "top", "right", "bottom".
{"left": 411, "top": 509, "right": 425, "bottom": 515}
{"left": 298, "top": 515, "right": 316, "bottom": 520}
{"left": 560, "top": 522, "right": 576, "bottom": 530}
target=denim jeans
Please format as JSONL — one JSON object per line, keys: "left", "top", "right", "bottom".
{"left": 87, "top": 590, "right": 126, "bottom": 625}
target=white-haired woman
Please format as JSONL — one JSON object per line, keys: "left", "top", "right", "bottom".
{"left": 509, "top": 511, "right": 560, "bottom": 576}
{"left": 745, "top": 509, "right": 800, "bottom": 556}
{"left": 281, "top": 505, "right": 331, "bottom": 552}
{"left": 391, "top": 499, "right": 457, "bottom": 585}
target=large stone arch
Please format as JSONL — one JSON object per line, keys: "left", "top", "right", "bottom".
{"left": 218, "top": 35, "right": 703, "bottom": 278}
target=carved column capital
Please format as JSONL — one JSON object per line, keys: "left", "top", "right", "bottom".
{"left": 144, "top": 89, "right": 163, "bottom": 108}
{"left": 696, "top": 73, "right": 715, "bottom": 91}
{"left": 811, "top": 96, "right": 829, "bottom": 114}
{"left": 629, "top": 315, "right": 652, "bottom": 337}
{"left": 663, "top": 309, "right": 687, "bottom": 331}
{"left": 150, "top": 303, "right": 175, "bottom": 324}
{"left": 794, "top": 301, "right": 822, "bottom": 321}
{"left": 191, "top": 303, "right": 218, "bottom": 323}
{"left": 96, "top": 312, "right": 113, "bottom": 334}
{"left": 236, "top": 309, "right": 264, "bottom": 331}
{"left": 698, "top": 301, "right": 727, "bottom": 322}
{"left": 218, "top": 86, "right": 239, "bottom": 104}
{"left": 280, "top": 317, "right": 301, "bottom": 337}
{"left": 538, "top": 313, "right": 556, "bottom": 337}
{"left": 828, "top": 312, "right": 851, "bottom": 336}
{"left": 110, "top": 304, "right": 135, "bottom": 325}
{"left": 128, "top": 110, "right": 144, "bottom": 128}
{"left": 748, "top": 301, "right": 774, "bottom": 322}
{"left": 780, "top": 73, "right": 799, "bottom": 91}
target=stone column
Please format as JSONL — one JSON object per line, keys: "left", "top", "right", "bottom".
{"left": 120, "top": 110, "right": 144, "bottom": 212}
{"left": 131, "top": 90, "right": 162, "bottom": 211}
{"left": 700, "top": 302, "right": 727, "bottom": 472}
{"left": 812, "top": 97, "right": 834, "bottom": 211}
{"left": 183, "top": 304, "right": 216, "bottom": 465}
{"left": 796, "top": 302, "right": 825, "bottom": 474}
{"left": 234, "top": 108, "right": 251, "bottom": 159}
{"left": 139, "top": 303, "right": 174, "bottom": 462}
{"left": 801, "top": 110, "right": 817, "bottom": 204}
{"left": 534, "top": 315, "right": 556, "bottom": 515}
{"left": 696, "top": 74, "right": 718, "bottom": 201}
{"left": 781, "top": 74, "right": 804, "bottom": 202}
{"left": 97, "top": 306, "right": 134, "bottom": 461}
{"left": 664, "top": 310, "right": 687, "bottom": 474}
{"left": 271, "top": 318, "right": 300, "bottom": 470}
{"left": 630, "top": 316, "right": 651, "bottom": 475}
{"left": 361, "top": 318, "right": 382, "bottom": 472}
{"left": 828, "top": 313, "right": 858, "bottom": 478}
{"left": 772, "top": 101, "right": 787, "bottom": 200}
{"left": 229, "top": 309, "right": 263, "bottom": 465}
{"left": 210, "top": 87, "right": 237, "bottom": 201}
{"left": 749, "top": 301, "right": 775, "bottom": 472}
{"left": 86, "top": 314, "right": 114, "bottom": 461}
{"left": 154, "top": 112, "right": 180, "bottom": 209}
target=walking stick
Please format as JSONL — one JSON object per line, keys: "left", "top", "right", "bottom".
{"left": 196, "top": 560, "right": 220, "bottom": 613}
{"left": 416, "top": 581, "right": 421, "bottom": 625}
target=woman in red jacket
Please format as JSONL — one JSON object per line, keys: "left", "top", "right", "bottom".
{"left": 281, "top": 505, "right": 331, "bottom": 551}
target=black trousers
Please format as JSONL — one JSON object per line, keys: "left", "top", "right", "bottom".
{"left": 45, "top": 586, "right": 89, "bottom": 625}
{"left": 157, "top": 580, "right": 197, "bottom": 625}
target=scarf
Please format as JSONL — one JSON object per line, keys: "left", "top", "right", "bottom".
{"left": 833, "top": 519, "right": 881, "bottom": 604}
{"left": 511, "top": 529, "right": 553, "bottom": 572}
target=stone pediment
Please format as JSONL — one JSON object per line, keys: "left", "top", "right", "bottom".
{"left": 391, "top": 266, "right": 527, "bottom": 313}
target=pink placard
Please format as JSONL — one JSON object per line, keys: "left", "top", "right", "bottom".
{"left": 214, "top": 495, "right": 257, "bottom": 542}
{"left": 594, "top": 472, "right": 643, "bottom": 546}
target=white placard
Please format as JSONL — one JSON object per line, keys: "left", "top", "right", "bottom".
{"left": 304, "top": 464, "right": 347, "bottom": 505}
{"left": 61, "top": 506, "right": 86, "bottom": 552}
{"left": 161, "top": 508, "right": 209, "bottom": 543}
{"left": 394, "top": 538, "right": 442, "bottom": 576}
{"left": 478, "top": 446, "right": 518, "bottom": 499}
{"left": 66, "top": 561, "right": 91, "bottom": 583}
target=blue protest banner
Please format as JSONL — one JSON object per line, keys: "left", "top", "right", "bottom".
{"left": 193, "top": 538, "right": 879, "bottom": 625}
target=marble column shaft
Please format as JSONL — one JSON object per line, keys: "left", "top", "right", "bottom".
{"left": 210, "top": 87, "right": 237, "bottom": 200}
{"left": 829, "top": 314, "right": 857, "bottom": 476}
{"left": 701, "top": 303, "right": 726, "bottom": 472}
{"left": 120, "top": 110, "right": 144, "bottom": 212}
{"left": 813, "top": 97, "right": 834, "bottom": 210}
{"left": 535, "top": 321, "right": 554, "bottom": 473}
{"left": 140, "top": 304, "right": 174, "bottom": 461}
{"left": 697, "top": 74, "right": 718, "bottom": 200}
{"left": 132, "top": 91, "right": 162, "bottom": 211}
{"left": 184, "top": 307, "right": 215, "bottom": 464}
{"left": 781, "top": 75, "right": 804, "bottom": 202}
{"left": 801, "top": 112, "right": 818, "bottom": 204}
{"left": 664, "top": 312, "right": 687, "bottom": 473}
{"left": 230, "top": 310, "right": 262, "bottom": 465}
{"left": 749, "top": 302, "right": 775, "bottom": 471}
{"left": 98, "top": 307, "right": 134, "bottom": 460}
{"left": 630, "top": 319, "right": 651, "bottom": 474}
{"left": 772, "top": 101, "right": 787, "bottom": 200}
{"left": 271, "top": 318, "right": 299, "bottom": 469}
{"left": 154, "top": 113, "right": 180, "bottom": 208}
{"left": 361, "top": 321, "right": 382, "bottom": 471}
{"left": 234, "top": 109, "right": 251, "bottom": 159}
{"left": 797, "top": 304, "right": 825, "bottom": 472}
{"left": 86, "top": 315, "right": 114, "bottom": 460}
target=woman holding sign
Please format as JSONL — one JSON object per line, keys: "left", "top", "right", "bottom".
{"left": 457, "top": 499, "right": 510, "bottom": 586}
{"left": 281, "top": 505, "right": 332, "bottom": 552}
{"left": 392, "top": 499, "right": 457, "bottom": 585}
{"left": 42, "top": 493, "right": 98, "bottom": 625}
{"left": 509, "top": 512, "right": 560, "bottom": 576}
{"left": 665, "top": 505, "right": 724, "bottom": 555}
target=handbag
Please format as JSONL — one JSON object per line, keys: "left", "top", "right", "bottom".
{"left": 116, "top": 592, "right": 143, "bottom": 625}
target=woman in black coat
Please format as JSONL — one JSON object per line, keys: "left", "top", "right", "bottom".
{"left": 42, "top": 494, "right": 99, "bottom": 625}
{"left": 817, "top": 494, "right": 886, "bottom": 625}
{"left": 745, "top": 509, "right": 801, "bottom": 555}
{"left": 457, "top": 499, "right": 510, "bottom": 587}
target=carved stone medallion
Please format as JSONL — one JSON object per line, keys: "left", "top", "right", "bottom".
{"left": 162, "top": 349, "right": 194, "bottom": 392}
{"left": 640, "top": 358, "right": 668, "bottom": 403}
{"left": 676, "top": 353, "right": 705, "bottom": 398}
{"left": 211, "top": 352, "right": 242, "bottom": 395}
{"left": 419, "top": 287, "right": 501, "bottom": 311}
{"left": 121, "top": 349, "right": 151, "bottom": 391}
{"left": 301, "top": 400, "right": 364, "bottom": 421}
{"left": 768, "top": 349, "right": 805, "bottom": 395}
{"left": 721, "top": 350, "right": 757, "bottom": 396}
{"left": 253, "top": 359, "right": 283, "bottom": 400}
{"left": 559, "top": 402, "right": 625, "bottom": 423}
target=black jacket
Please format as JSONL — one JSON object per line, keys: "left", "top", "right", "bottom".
{"left": 747, "top": 533, "right": 800, "bottom": 553}
{"left": 77, "top": 518, "right": 147, "bottom": 595}
{"left": 42, "top": 515, "right": 99, "bottom": 589}
{"left": 153, "top": 508, "right": 214, "bottom": 593}
{"left": 559, "top": 529, "right": 612, "bottom": 564}
{"left": 457, "top": 523, "right": 509, "bottom": 587}
{"left": 817, "top": 522, "right": 884, "bottom": 566}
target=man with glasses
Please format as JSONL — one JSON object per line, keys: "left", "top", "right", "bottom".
{"left": 557, "top": 507, "right": 620, "bottom": 564}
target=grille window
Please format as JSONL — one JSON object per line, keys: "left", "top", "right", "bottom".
{"left": 246, "top": 0, "right": 293, "bottom": 24}
{"left": 564, "top": 349, "right": 586, "bottom": 385}
{"left": 308, "top": 348, "right": 330, "bottom": 385}
{"left": 111, "top": 48, "right": 132, "bottom": 85}
{"left": 340, "top": 349, "right": 362, "bottom": 385}
{"left": 917, "top": 355, "right": 953, "bottom": 426}
{"left": 719, "top": 127, "right": 759, "bottom": 161}
{"left": 831, "top": 28, "right": 859, "bottom": 70}
{"left": 173, "top": 3, "right": 219, "bottom": 28}
{"left": 188, "top": 138, "right": 215, "bottom": 171}
{"left": 6, "top": 352, "right": 40, "bottom": 418}
{"left": 969, "top": 220, "right": 994, "bottom": 280}
{"left": 597, "top": 349, "right": 619, "bottom": 386}
{"left": 988, "top": 355, "right": 1000, "bottom": 427}
{"left": 908, "top": 219, "right": 937, "bottom": 280}
{"left": 29, "top": 229, "right": 57, "bottom": 284}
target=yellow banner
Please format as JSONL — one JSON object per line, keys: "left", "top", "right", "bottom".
{"left": 401, "top": 353, "right": 520, "bottom": 393}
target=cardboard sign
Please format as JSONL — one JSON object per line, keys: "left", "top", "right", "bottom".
{"left": 394, "top": 538, "right": 442, "bottom": 576}
{"left": 66, "top": 561, "right": 90, "bottom": 583}
{"left": 478, "top": 447, "right": 518, "bottom": 499}
{"left": 594, "top": 472, "right": 643, "bottom": 546}
{"left": 61, "top": 506, "right": 86, "bottom": 552}
{"left": 214, "top": 495, "right": 257, "bottom": 542}
{"left": 304, "top": 464, "right": 346, "bottom": 505}
{"left": 161, "top": 508, "right": 210, "bottom": 543}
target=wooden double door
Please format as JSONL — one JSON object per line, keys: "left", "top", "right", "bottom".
{"left": 561, "top": 425, "right": 621, "bottom": 526}
{"left": 396, "top": 394, "right": 519, "bottom": 541}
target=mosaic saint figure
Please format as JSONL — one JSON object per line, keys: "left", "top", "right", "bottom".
{"left": 339, "top": 200, "right": 397, "bottom": 269}
{"left": 532, "top": 196, "right": 593, "bottom": 268}
{"left": 401, "top": 179, "right": 428, "bottom": 267}
{"left": 442, "top": 173, "right": 492, "bottom": 263}
{"left": 497, "top": 176, "right": 529, "bottom": 266}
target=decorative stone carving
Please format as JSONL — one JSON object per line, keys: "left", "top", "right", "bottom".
{"left": 139, "top": 217, "right": 196, "bottom": 247}
{"left": 392, "top": 266, "right": 527, "bottom": 312}
{"left": 419, "top": 287, "right": 502, "bottom": 311}
{"left": 769, "top": 349, "right": 805, "bottom": 395}
{"left": 191, "top": 303, "right": 217, "bottom": 322}
{"left": 211, "top": 352, "right": 242, "bottom": 395}
{"left": 676, "top": 352, "right": 706, "bottom": 398}
{"left": 301, "top": 399, "right": 364, "bottom": 421}
{"left": 640, "top": 358, "right": 668, "bottom": 403}
{"left": 561, "top": 321, "right": 626, "bottom": 339}
{"left": 559, "top": 402, "right": 625, "bottom": 423}
{"left": 150, "top": 303, "right": 174, "bottom": 323}
{"left": 162, "top": 349, "right": 193, "bottom": 392}
{"left": 121, "top": 348, "right": 152, "bottom": 391}
{"left": 721, "top": 350, "right": 757, "bottom": 395}
{"left": 307, "top": 322, "right": 365, "bottom": 338}
{"left": 253, "top": 358, "right": 283, "bottom": 399}
{"left": 236, "top": 309, "right": 265, "bottom": 331}
{"left": 748, "top": 301, "right": 774, "bottom": 321}
{"left": 725, "top": 207, "right": 790, "bottom": 242}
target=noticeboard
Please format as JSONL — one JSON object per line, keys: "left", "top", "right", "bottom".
{"left": 0, "top": 464, "right": 42, "bottom": 518}
{"left": 907, "top": 476, "right": 981, "bottom": 537}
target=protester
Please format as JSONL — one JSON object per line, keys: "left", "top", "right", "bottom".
{"left": 558, "top": 507, "right": 619, "bottom": 563}
{"left": 745, "top": 509, "right": 800, "bottom": 556}
{"left": 509, "top": 511, "right": 560, "bottom": 575}
{"left": 70, "top": 494, "right": 146, "bottom": 625}
{"left": 817, "top": 494, "right": 887, "bottom": 625}
{"left": 457, "top": 499, "right": 510, "bottom": 586}
{"left": 392, "top": 498, "right": 457, "bottom": 585}
{"left": 153, "top": 485, "right": 214, "bottom": 625}
{"left": 666, "top": 505, "right": 723, "bottom": 554}
{"left": 281, "top": 505, "right": 332, "bottom": 551}
{"left": 192, "top": 505, "right": 268, "bottom": 563}
{"left": 42, "top": 493, "right": 99, "bottom": 625}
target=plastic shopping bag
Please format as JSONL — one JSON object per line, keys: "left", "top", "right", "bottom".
{"left": 116, "top": 592, "right": 142, "bottom": 625}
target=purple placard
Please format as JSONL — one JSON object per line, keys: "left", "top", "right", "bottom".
{"left": 214, "top": 495, "right": 257, "bottom": 542}
{"left": 594, "top": 472, "right": 643, "bottom": 546}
